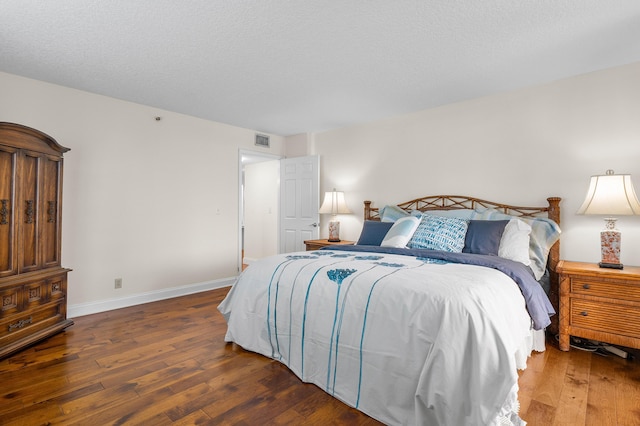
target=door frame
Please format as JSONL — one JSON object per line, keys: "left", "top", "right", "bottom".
{"left": 237, "top": 149, "right": 282, "bottom": 273}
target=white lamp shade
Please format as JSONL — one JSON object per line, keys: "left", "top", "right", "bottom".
{"left": 577, "top": 171, "right": 640, "bottom": 216}
{"left": 319, "top": 190, "right": 352, "bottom": 215}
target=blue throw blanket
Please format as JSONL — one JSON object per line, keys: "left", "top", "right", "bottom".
{"left": 324, "top": 245, "right": 555, "bottom": 330}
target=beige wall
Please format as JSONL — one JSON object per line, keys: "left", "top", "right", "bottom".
{"left": 3, "top": 61, "right": 640, "bottom": 313}
{"left": 311, "top": 62, "right": 640, "bottom": 265}
{"left": 0, "top": 71, "right": 285, "bottom": 312}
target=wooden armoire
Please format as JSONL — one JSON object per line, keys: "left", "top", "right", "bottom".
{"left": 0, "top": 123, "right": 72, "bottom": 359}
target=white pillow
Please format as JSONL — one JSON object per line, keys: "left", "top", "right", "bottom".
{"left": 381, "top": 216, "right": 421, "bottom": 248}
{"left": 473, "top": 207, "right": 561, "bottom": 279}
{"left": 498, "top": 219, "right": 532, "bottom": 266}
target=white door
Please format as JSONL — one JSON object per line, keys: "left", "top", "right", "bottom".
{"left": 279, "top": 155, "right": 320, "bottom": 253}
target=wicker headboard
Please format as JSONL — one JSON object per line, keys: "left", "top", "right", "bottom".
{"left": 364, "top": 195, "right": 562, "bottom": 331}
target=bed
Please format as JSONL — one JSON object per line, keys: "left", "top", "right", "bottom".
{"left": 219, "top": 195, "right": 561, "bottom": 425}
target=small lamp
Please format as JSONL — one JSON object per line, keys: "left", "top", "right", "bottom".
{"left": 319, "top": 188, "right": 351, "bottom": 242}
{"left": 577, "top": 170, "right": 640, "bottom": 269}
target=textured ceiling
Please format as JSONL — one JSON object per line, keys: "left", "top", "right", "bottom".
{"left": 2, "top": 1, "right": 640, "bottom": 136}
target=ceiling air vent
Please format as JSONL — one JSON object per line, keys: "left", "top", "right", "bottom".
{"left": 255, "top": 133, "right": 270, "bottom": 148}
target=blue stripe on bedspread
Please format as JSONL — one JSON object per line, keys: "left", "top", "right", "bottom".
{"left": 322, "top": 245, "right": 555, "bottom": 330}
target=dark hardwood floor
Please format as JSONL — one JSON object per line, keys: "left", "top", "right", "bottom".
{"left": 1, "top": 287, "right": 639, "bottom": 425}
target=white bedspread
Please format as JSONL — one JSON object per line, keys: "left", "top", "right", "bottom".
{"left": 218, "top": 250, "right": 535, "bottom": 425}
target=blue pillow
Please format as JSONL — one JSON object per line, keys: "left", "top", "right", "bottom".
{"left": 463, "top": 220, "right": 509, "bottom": 256}
{"left": 408, "top": 216, "right": 469, "bottom": 252}
{"left": 356, "top": 221, "right": 394, "bottom": 246}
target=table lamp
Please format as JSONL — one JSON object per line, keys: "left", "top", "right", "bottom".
{"left": 319, "top": 188, "right": 351, "bottom": 242}
{"left": 577, "top": 170, "right": 640, "bottom": 269}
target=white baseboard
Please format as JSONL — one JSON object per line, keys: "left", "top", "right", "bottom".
{"left": 68, "top": 277, "right": 235, "bottom": 318}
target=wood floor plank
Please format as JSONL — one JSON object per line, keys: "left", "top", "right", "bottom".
{"left": 586, "top": 354, "right": 619, "bottom": 425}
{"left": 155, "top": 382, "right": 216, "bottom": 423}
{"left": 552, "top": 349, "right": 591, "bottom": 425}
{"left": 170, "top": 409, "right": 215, "bottom": 426}
{"left": 2, "top": 400, "right": 62, "bottom": 426}
{"left": 518, "top": 348, "right": 549, "bottom": 414}
{"left": 614, "top": 358, "right": 640, "bottom": 425}
{"left": 67, "top": 356, "right": 168, "bottom": 386}
{"left": 94, "top": 338, "right": 179, "bottom": 369}
{"left": 64, "top": 386, "right": 176, "bottom": 426}
{"left": 1, "top": 287, "right": 640, "bottom": 425}
{"left": 524, "top": 399, "right": 557, "bottom": 426}
{"left": 129, "top": 358, "right": 203, "bottom": 395}
{"left": 529, "top": 343, "right": 570, "bottom": 408}
{"left": 59, "top": 382, "right": 140, "bottom": 418}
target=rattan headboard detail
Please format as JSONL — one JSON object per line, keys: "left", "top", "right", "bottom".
{"left": 363, "top": 195, "right": 562, "bottom": 332}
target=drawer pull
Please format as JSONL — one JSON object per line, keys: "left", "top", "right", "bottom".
{"left": 8, "top": 316, "right": 33, "bottom": 332}
{"left": 0, "top": 199, "right": 8, "bottom": 225}
{"left": 582, "top": 284, "right": 591, "bottom": 290}
{"left": 580, "top": 311, "right": 589, "bottom": 316}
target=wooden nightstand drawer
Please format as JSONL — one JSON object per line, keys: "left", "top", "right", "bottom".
{"left": 571, "top": 299, "right": 640, "bottom": 339}
{"left": 570, "top": 278, "right": 640, "bottom": 303}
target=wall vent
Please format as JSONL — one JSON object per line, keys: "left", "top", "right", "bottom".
{"left": 255, "top": 134, "right": 270, "bottom": 148}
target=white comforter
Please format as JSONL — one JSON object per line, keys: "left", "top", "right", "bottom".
{"left": 218, "top": 250, "right": 534, "bottom": 425}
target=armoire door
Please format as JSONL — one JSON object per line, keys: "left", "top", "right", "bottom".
{"left": 40, "top": 155, "right": 63, "bottom": 268}
{"left": 0, "top": 145, "right": 17, "bottom": 278}
{"left": 18, "top": 150, "right": 40, "bottom": 273}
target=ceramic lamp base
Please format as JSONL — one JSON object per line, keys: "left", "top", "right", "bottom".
{"left": 600, "top": 225, "right": 622, "bottom": 269}
{"left": 328, "top": 220, "right": 341, "bottom": 242}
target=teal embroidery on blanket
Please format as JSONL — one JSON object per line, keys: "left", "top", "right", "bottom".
{"left": 373, "top": 261, "right": 405, "bottom": 268}
{"left": 325, "top": 269, "right": 357, "bottom": 391}
{"left": 354, "top": 255, "right": 384, "bottom": 261}
{"left": 327, "top": 268, "right": 357, "bottom": 285}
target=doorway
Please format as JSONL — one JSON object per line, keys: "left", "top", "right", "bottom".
{"left": 238, "top": 149, "right": 282, "bottom": 272}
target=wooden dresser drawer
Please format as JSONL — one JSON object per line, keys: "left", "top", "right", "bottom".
{"left": 0, "top": 274, "right": 67, "bottom": 320}
{"left": 0, "top": 300, "right": 65, "bottom": 344}
{"left": 570, "top": 278, "right": 640, "bottom": 303}
{"left": 570, "top": 299, "right": 640, "bottom": 339}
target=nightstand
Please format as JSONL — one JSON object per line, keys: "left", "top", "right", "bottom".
{"left": 304, "top": 239, "right": 355, "bottom": 251}
{"left": 557, "top": 260, "right": 640, "bottom": 351}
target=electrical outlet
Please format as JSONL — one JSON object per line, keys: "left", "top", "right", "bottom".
{"left": 114, "top": 278, "right": 123, "bottom": 289}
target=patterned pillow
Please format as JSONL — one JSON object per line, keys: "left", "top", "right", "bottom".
{"left": 408, "top": 216, "right": 469, "bottom": 252}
